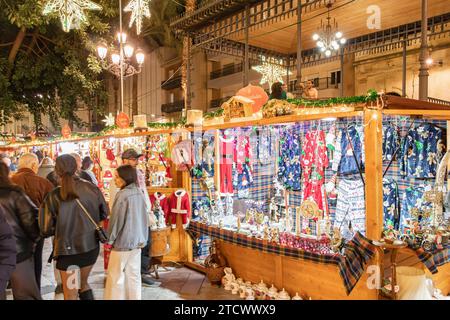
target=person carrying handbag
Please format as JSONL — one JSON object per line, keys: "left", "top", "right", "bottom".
{"left": 39, "top": 154, "right": 109, "bottom": 300}
{"left": 104, "top": 165, "right": 149, "bottom": 300}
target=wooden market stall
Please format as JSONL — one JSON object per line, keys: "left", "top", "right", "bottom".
{"left": 1, "top": 95, "right": 450, "bottom": 299}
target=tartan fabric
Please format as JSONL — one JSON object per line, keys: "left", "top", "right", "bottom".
{"left": 414, "top": 245, "right": 450, "bottom": 274}
{"left": 187, "top": 221, "right": 375, "bottom": 295}
{"left": 339, "top": 231, "right": 377, "bottom": 294}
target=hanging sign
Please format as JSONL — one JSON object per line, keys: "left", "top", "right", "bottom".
{"left": 236, "top": 84, "right": 269, "bottom": 113}
{"left": 61, "top": 124, "right": 72, "bottom": 139}
{"left": 116, "top": 112, "right": 130, "bottom": 129}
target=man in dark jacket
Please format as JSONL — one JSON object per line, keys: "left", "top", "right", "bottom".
{"left": 11, "top": 153, "right": 54, "bottom": 289}
{"left": 0, "top": 161, "right": 41, "bottom": 300}
{"left": 0, "top": 207, "right": 16, "bottom": 300}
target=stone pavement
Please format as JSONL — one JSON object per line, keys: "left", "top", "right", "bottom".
{"left": 6, "top": 239, "right": 238, "bottom": 300}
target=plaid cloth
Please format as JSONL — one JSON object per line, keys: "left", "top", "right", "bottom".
{"left": 414, "top": 245, "right": 450, "bottom": 274}
{"left": 187, "top": 221, "right": 375, "bottom": 295}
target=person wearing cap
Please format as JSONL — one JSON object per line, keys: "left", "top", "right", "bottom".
{"left": 39, "top": 154, "right": 109, "bottom": 300}
{"left": 120, "top": 149, "right": 157, "bottom": 287}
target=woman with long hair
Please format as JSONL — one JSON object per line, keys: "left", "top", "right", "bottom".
{"left": 39, "top": 154, "right": 109, "bottom": 300}
{"left": 0, "top": 162, "right": 41, "bottom": 300}
{"left": 104, "top": 165, "right": 149, "bottom": 300}
{"left": 270, "top": 82, "right": 287, "bottom": 100}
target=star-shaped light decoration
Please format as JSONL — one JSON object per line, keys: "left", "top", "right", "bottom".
{"left": 102, "top": 113, "right": 115, "bottom": 127}
{"left": 252, "top": 56, "right": 292, "bottom": 88}
{"left": 124, "top": 0, "right": 151, "bottom": 35}
{"left": 42, "top": 0, "right": 102, "bottom": 32}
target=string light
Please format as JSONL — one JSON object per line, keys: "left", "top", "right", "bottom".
{"left": 124, "top": 0, "right": 151, "bottom": 35}
{"left": 42, "top": 0, "right": 102, "bottom": 32}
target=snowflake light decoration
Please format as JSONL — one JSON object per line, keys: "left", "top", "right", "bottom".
{"left": 102, "top": 113, "right": 115, "bottom": 127}
{"left": 42, "top": 0, "right": 102, "bottom": 32}
{"left": 124, "top": 0, "right": 151, "bottom": 35}
{"left": 252, "top": 56, "right": 292, "bottom": 88}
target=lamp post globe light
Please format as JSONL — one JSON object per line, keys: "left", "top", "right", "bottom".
{"left": 96, "top": 32, "right": 145, "bottom": 78}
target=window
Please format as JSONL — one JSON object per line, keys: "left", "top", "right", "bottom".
{"left": 331, "top": 71, "right": 341, "bottom": 85}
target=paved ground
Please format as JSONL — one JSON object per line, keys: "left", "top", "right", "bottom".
{"left": 6, "top": 239, "right": 237, "bottom": 300}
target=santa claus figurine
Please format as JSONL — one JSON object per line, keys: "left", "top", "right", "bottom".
{"left": 149, "top": 192, "right": 170, "bottom": 225}
{"left": 168, "top": 189, "right": 191, "bottom": 229}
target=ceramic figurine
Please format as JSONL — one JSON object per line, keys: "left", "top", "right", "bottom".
{"left": 246, "top": 288, "right": 255, "bottom": 300}
{"left": 231, "top": 281, "right": 240, "bottom": 295}
{"left": 254, "top": 280, "right": 269, "bottom": 300}
{"left": 221, "top": 267, "right": 235, "bottom": 287}
{"left": 276, "top": 288, "right": 291, "bottom": 300}
{"left": 292, "top": 292, "right": 302, "bottom": 300}
{"left": 239, "top": 285, "right": 247, "bottom": 299}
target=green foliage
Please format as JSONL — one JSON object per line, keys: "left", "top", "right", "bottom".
{"left": 0, "top": 0, "right": 119, "bottom": 131}
{"left": 142, "top": 0, "right": 184, "bottom": 52}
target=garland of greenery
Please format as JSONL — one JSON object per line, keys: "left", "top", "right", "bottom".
{"left": 288, "top": 89, "right": 379, "bottom": 107}
{"left": 204, "top": 108, "right": 224, "bottom": 119}
{"left": 2, "top": 92, "right": 380, "bottom": 147}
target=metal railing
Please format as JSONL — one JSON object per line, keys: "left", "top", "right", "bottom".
{"left": 428, "top": 97, "right": 450, "bottom": 107}
{"left": 161, "top": 100, "right": 185, "bottom": 114}
{"left": 288, "top": 77, "right": 340, "bottom": 92}
{"left": 210, "top": 63, "right": 245, "bottom": 80}
{"left": 161, "top": 76, "right": 182, "bottom": 90}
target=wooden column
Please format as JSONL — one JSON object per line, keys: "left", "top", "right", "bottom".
{"left": 364, "top": 107, "right": 383, "bottom": 299}
{"left": 418, "top": 0, "right": 429, "bottom": 101}
{"left": 364, "top": 107, "right": 383, "bottom": 240}
{"left": 243, "top": 4, "right": 250, "bottom": 87}
{"left": 340, "top": 48, "right": 344, "bottom": 97}
{"left": 402, "top": 40, "right": 407, "bottom": 97}
{"left": 296, "top": 1, "right": 302, "bottom": 90}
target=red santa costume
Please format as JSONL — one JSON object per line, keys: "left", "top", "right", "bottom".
{"left": 149, "top": 192, "right": 170, "bottom": 223}
{"left": 168, "top": 190, "right": 191, "bottom": 229}
{"left": 219, "top": 135, "right": 235, "bottom": 195}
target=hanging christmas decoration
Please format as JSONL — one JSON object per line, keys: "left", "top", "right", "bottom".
{"left": 124, "top": 0, "right": 151, "bottom": 35}
{"left": 252, "top": 56, "right": 292, "bottom": 88}
{"left": 102, "top": 113, "right": 116, "bottom": 127}
{"left": 42, "top": 0, "right": 102, "bottom": 32}
{"left": 61, "top": 124, "right": 72, "bottom": 138}
{"left": 116, "top": 112, "right": 130, "bottom": 129}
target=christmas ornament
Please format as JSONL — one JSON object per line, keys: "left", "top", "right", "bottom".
{"left": 42, "top": 0, "right": 102, "bottom": 32}
{"left": 124, "top": 0, "right": 151, "bottom": 35}
{"left": 252, "top": 56, "right": 292, "bottom": 88}
{"left": 116, "top": 112, "right": 130, "bottom": 129}
{"left": 236, "top": 84, "right": 269, "bottom": 113}
{"left": 61, "top": 124, "right": 72, "bottom": 138}
{"left": 102, "top": 113, "right": 115, "bottom": 127}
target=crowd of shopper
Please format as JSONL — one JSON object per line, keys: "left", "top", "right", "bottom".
{"left": 0, "top": 148, "right": 154, "bottom": 300}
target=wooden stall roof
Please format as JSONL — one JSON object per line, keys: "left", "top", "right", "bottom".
{"left": 4, "top": 96, "right": 450, "bottom": 150}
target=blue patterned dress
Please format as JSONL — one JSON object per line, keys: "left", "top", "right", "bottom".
{"left": 277, "top": 125, "right": 302, "bottom": 191}
{"left": 400, "top": 123, "right": 445, "bottom": 178}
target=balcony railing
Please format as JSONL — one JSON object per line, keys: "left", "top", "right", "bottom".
{"left": 210, "top": 63, "right": 244, "bottom": 80}
{"left": 210, "top": 96, "right": 233, "bottom": 109}
{"left": 161, "top": 100, "right": 185, "bottom": 114}
{"left": 288, "top": 77, "right": 340, "bottom": 92}
{"left": 428, "top": 97, "right": 450, "bottom": 107}
{"left": 161, "top": 76, "right": 182, "bottom": 90}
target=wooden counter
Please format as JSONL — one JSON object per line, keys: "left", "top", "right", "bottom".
{"left": 218, "top": 240, "right": 378, "bottom": 300}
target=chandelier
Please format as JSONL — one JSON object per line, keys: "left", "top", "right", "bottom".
{"left": 312, "top": 2, "right": 346, "bottom": 57}
{"left": 96, "top": 32, "right": 145, "bottom": 78}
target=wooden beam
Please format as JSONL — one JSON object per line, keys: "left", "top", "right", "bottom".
{"left": 364, "top": 108, "right": 383, "bottom": 240}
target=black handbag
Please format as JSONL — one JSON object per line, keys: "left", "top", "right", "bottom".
{"left": 76, "top": 199, "right": 109, "bottom": 244}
